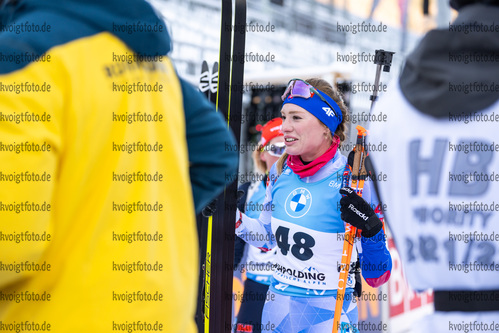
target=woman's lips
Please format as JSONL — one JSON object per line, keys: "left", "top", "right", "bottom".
{"left": 284, "top": 137, "right": 297, "bottom": 146}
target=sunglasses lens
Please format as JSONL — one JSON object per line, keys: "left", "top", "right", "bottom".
{"left": 281, "top": 79, "right": 312, "bottom": 101}
{"left": 281, "top": 83, "right": 293, "bottom": 101}
{"left": 267, "top": 143, "right": 285, "bottom": 157}
{"left": 290, "top": 80, "right": 312, "bottom": 98}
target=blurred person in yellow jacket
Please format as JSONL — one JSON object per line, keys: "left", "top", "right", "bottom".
{"left": 0, "top": 0, "right": 237, "bottom": 332}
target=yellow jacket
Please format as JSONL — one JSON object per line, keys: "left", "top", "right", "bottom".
{"left": 0, "top": 0, "right": 237, "bottom": 331}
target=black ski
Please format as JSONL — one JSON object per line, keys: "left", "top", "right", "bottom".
{"left": 208, "top": 0, "right": 247, "bottom": 332}
{"left": 195, "top": 59, "right": 212, "bottom": 333}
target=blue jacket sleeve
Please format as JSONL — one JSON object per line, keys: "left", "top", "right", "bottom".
{"left": 180, "top": 78, "right": 238, "bottom": 214}
{"left": 360, "top": 228, "right": 392, "bottom": 287}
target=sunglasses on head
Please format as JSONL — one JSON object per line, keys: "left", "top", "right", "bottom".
{"left": 262, "top": 142, "right": 285, "bottom": 157}
{"left": 281, "top": 78, "right": 338, "bottom": 114}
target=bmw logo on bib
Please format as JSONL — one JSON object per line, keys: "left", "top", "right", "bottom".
{"left": 285, "top": 187, "right": 312, "bottom": 218}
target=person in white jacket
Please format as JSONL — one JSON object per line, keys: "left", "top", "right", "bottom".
{"left": 369, "top": 0, "right": 499, "bottom": 332}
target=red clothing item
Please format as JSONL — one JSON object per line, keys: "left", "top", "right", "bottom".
{"left": 286, "top": 135, "right": 340, "bottom": 177}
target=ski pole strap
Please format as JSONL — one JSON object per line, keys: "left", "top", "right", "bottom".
{"left": 434, "top": 290, "right": 499, "bottom": 312}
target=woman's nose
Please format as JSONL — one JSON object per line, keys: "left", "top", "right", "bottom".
{"left": 281, "top": 118, "right": 291, "bottom": 133}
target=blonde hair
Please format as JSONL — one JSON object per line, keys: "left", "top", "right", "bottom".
{"left": 252, "top": 148, "right": 267, "bottom": 174}
{"left": 276, "top": 78, "right": 350, "bottom": 175}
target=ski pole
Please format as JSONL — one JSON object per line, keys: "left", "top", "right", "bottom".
{"left": 370, "top": 50, "right": 395, "bottom": 111}
{"left": 332, "top": 125, "right": 368, "bottom": 333}
{"left": 332, "top": 49, "right": 394, "bottom": 333}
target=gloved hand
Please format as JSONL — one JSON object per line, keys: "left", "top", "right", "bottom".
{"left": 339, "top": 187, "right": 382, "bottom": 238}
{"left": 235, "top": 190, "right": 246, "bottom": 230}
{"left": 201, "top": 199, "right": 217, "bottom": 217}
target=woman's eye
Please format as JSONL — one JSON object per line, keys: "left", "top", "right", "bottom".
{"left": 293, "top": 116, "right": 301, "bottom": 120}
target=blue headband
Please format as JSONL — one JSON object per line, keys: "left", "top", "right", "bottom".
{"left": 281, "top": 89, "right": 343, "bottom": 134}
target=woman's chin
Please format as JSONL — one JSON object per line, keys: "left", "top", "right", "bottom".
{"left": 286, "top": 150, "right": 300, "bottom": 156}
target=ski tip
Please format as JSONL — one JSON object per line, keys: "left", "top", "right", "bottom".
{"left": 199, "top": 60, "right": 210, "bottom": 95}
{"left": 201, "top": 60, "right": 209, "bottom": 71}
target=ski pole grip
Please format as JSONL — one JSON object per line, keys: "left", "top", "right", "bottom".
{"left": 374, "top": 49, "right": 395, "bottom": 72}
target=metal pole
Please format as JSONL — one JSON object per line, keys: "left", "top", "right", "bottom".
{"left": 370, "top": 49, "right": 395, "bottom": 112}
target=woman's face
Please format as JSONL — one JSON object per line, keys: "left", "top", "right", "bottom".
{"left": 261, "top": 136, "right": 285, "bottom": 172}
{"left": 281, "top": 103, "right": 330, "bottom": 162}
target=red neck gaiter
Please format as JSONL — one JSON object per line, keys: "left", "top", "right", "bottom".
{"left": 286, "top": 135, "right": 340, "bottom": 178}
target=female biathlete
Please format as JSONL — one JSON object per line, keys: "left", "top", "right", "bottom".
{"left": 233, "top": 118, "right": 284, "bottom": 333}
{"left": 234, "top": 78, "right": 392, "bottom": 332}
